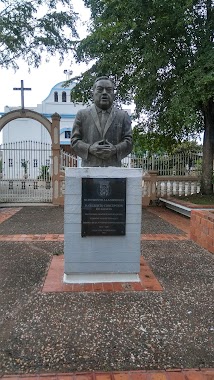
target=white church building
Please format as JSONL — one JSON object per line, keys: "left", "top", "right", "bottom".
{"left": 0, "top": 80, "right": 85, "bottom": 183}
{"left": 2, "top": 80, "right": 84, "bottom": 148}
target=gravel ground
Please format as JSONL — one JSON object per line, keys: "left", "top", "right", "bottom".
{"left": 0, "top": 241, "right": 63, "bottom": 323}
{"left": 0, "top": 207, "right": 213, "bottom": 374}
{"left": 0, "top": 206, "right": 184, "bottom": 236}
{"left": 0, "top": 207, "right": 64, "bottom": 235}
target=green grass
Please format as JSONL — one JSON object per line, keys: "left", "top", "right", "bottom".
{"left": 174, "top": 193, "right": 214, "bottom": 205}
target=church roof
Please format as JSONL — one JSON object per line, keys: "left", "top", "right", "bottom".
{"left": 42, "top": 81, "right": 77, "bottom": 103}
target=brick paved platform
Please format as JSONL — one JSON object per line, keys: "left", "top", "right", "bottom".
{"left": 1, "top": 369, "right": 214, "bottom": 380}
{"left": 0, "top": 233, "right": 64, "bottom": 241}
{"left": 141, "top": 234, "right": 188, "bottom": 241}
{"left": 0, "top": 233, "right": 189, "bottom": 242}
{"left": 42, "top": 256, "right": 163, "bottom": 293}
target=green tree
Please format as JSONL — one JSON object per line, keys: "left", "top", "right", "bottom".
{"left": 0, "top": 0, "right": 78, "bottom": 69}
{"left": 21, "top": 159, "right": 28, "bottom": 175}
{"left": 72, "top": 0, "right": 214, "bottom": 194}
{"left": 133, "top": 127, "right": 177, "bottom": 155}
{"left": 172, "top": 140, "right": 202, "bottom": 154}
{"left": 38, "top": 165, "right": 50, "bottom": 180}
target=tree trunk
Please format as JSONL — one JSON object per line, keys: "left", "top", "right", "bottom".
{"left": 201, "top": 99, "right": 214, "bottom": 194}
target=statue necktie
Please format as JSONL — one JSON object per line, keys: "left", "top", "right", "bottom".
{"left": 101, "top": 111, "right": 108, "bottom": 130}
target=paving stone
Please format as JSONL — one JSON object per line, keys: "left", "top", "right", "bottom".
{"left": 0, "top": 206, "right": 213, "bottom": 375}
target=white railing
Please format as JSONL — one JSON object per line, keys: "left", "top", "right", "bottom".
{"left": 142, "top": 172, "right": 200, "bottom": 205}
{"left": 60, "top": 150, "right": 78, "bottom": 170}
{"left": 156, "top": 176, "right": 200, "bottom": 198}
{"left": 58, "top": 151, "right": 202, "bottom": 204}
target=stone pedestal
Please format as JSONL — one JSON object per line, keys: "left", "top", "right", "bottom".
{"left": 64, "top": 167, "right": 142, "bottom": 283}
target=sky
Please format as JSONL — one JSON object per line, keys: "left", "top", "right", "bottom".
{"left": 0, "top": 0, "right": 91, "bottom": 113}
{"left": 0, "top": 0, "right": 135, "bottom": 145}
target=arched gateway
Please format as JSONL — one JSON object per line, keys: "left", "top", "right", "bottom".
{"left": 0, "top": 109, "right": 62, "bottom": 205}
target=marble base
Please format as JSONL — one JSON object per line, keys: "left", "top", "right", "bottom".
{"left": 64, "top": 167, "right": 142, "bottom": 276}
{"left": 63, "top": 272, "right": 140, "bottom": 284}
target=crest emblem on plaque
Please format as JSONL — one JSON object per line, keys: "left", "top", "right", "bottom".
{"left": 98, "top": 181, "right": 111, "bottom": 197}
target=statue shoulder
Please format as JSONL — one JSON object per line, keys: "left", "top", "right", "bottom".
{"left": 74, "top": 106, "right": 92, "bottom": 120}
{"left": 77, "top": 106, "right": 92, "bottom": 114}
{"left": 114, "top": 107, "right": 131, "bottom": 119}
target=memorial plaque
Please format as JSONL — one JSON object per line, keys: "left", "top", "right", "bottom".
{"left": 82, "top": 178, "right": 126, "bottom": 236}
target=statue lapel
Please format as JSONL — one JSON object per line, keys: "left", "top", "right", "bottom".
{"left": 89, "top": 105, "right": 102, "bottom": 135}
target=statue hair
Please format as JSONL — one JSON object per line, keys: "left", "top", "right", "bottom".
{"left": 93, "top": 76, "right": 115, "bottom": 90}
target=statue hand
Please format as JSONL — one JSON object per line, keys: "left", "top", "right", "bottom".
{"left": 89, "top": 140, "right": 116, "bottom": 159}
{"left": 104, "top": 140, "right": 117, "bottom": 156}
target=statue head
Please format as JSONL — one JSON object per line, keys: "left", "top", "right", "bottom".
{"left": 93, "top": 76, "right": 115, "bottom": 110}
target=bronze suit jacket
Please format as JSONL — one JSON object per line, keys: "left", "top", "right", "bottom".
{"left": 70, "top": 105, "right": 132, "bottom": 167}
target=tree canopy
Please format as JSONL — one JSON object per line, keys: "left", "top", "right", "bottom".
{"left": 132, "top": 127, "right": 178, "bottom": 155}
{"left": 0, "top": 0, "right": 78, "bottom": 70}
{"left": 132, "top": 127, "right": 202, "bottom": 155}
{"left": 72, "top": 0, "right": 214, "bottom": 193}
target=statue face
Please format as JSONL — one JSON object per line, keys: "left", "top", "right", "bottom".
{"left": 93, "top": 79, "right": 114, "bottom": 110}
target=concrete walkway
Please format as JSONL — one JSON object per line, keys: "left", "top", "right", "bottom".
{"left": 0, "top": 206, "right": 213, "bottom": 379}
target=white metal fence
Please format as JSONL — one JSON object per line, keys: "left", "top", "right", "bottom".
{"left": 121, "top": 152, "right": 202, "bottom": 176}
{"left": 0, "top": 141, "right": 52, "bottom": 203}
{"left": 59, "top": 151, "right": 203, "bottom": 176}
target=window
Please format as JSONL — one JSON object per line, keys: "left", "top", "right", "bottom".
{"left": 46, "top": 159, "right": 50, "bottom": 167}
{"left": 9, "top": 159, "right": 13, "bottom": 167}
{"left": 34, "top": 159, "right": 38, "bottom": 167}
{"left": 62, "top": 91, "right": 67, "bottom": 102}
{"left": 65, "top": 131, "right": 71, "bottom": 139}
{"left": 54, "top": 92, "right": 58, "bottom": 102}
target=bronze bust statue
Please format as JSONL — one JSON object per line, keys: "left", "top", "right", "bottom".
{"left": 71, "top": 76, "right": 132, "bottom": 167}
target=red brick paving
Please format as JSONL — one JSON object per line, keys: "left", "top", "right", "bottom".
{"left": 0, "top": 234, "right": 64, "bottom": 241}
{"left": 0, "top": 233, "right": 189, "bottom": 242}
{"left": 147, "top": 207, "right": 190, "bottom": 235}
{"left": 141, "top": 234, "right": 188, "bottom": 241}
{"left": 42, "top": 255, "right": 163, "bottom": 293}
{"left": 1, "top": 369, "right": 214, "bottom": 380}
{"left": 1, "top": 206, "right": 213, "bottom": 378}
{"left": 0, "top": 207, "right": 22, "bottom": 224}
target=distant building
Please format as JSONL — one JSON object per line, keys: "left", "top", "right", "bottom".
{"left": 2, "top": 80, "right": 85, "bottom": 151}
{"left": 0, "top": 80, "right": 85, "bottom": 180}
